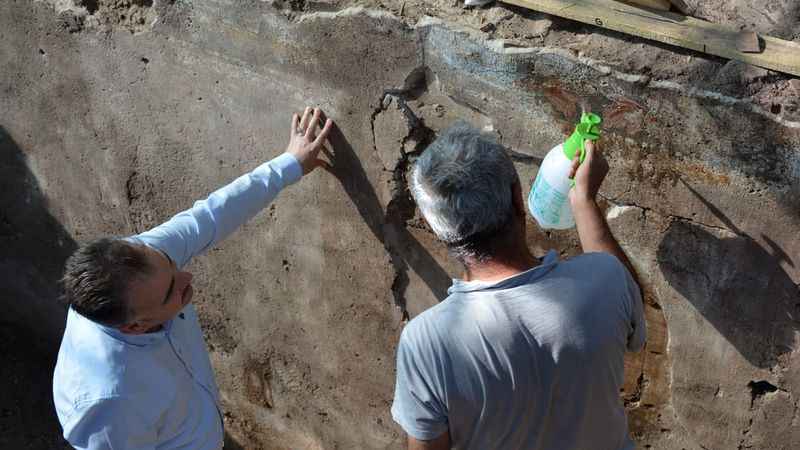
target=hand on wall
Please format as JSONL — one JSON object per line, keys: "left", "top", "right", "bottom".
{"left": 286, "top": 107, "right": 334, "bottom": 175}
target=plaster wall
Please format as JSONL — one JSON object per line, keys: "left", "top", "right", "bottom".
{"left": 1, "top": 1, "right": 798, "bottom": 449}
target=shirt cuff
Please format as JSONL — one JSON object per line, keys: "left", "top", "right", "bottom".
{"left": 257, "top": 152, "right": 303, "bottom": 187}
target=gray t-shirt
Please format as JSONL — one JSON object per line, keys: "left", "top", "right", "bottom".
{"left": 391, "top": 251, "right": 645, "bottom": 450}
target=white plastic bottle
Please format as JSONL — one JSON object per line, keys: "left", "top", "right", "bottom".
{"left": 528, "top": 113, "right": 602, "bottom": 230}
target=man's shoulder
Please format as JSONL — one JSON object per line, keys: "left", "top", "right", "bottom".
{"left": 558, "top": 252, "right": 628, "bottom": 283}
{"left": 400, "top": 295, "right": 464, "bottom": 348}
{"left": 55, "top": 314, "right": 121, "bottom": 399}
{"left": 563, "top": 251, "right": 622, "bottom": 268}
{"left": 553, "top": 252, "right": 637, "bottom": 315}
{"left": 54, "top": 310, "right": 171, "bottom": 409}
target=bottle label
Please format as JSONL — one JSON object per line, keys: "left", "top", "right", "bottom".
{"left": 530, "top": 173, "right": 567, "bottom": 226}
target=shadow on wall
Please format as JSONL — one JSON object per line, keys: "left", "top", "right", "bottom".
{"left": 657, "top": 180, "right": 799, "bottom": 368}
{"left": 0, "top": 127, "right": 77, "bottom": 338}
{"left": 0, "top": 126, "right": 74, "bottom": 448}
{"left": 325, "top": 123, "right": 452, "bottom": 308}
{"left": 224, "top": 432, "right": 245, "bottom": 450}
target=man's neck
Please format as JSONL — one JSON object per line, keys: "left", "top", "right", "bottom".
{"left": 461, "top": 249, "right": 539, "bottom": 283}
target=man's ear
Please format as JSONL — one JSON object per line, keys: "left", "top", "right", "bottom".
{"left": 511, "top": 182, "right": 526, "bottom": 218}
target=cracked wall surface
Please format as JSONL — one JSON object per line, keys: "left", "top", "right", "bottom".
{"left": 2, "top": 0, "right": 799, "bottom": 449}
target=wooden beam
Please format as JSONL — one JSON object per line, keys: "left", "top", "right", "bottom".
{"left": 619, "top": 0, "right": 670, "bottom": 11}
{"left": 499, "top": 0, "right": 800, "bottom": 77}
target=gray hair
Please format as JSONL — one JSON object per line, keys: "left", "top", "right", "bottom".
{"left": 410, "top": 122, "right": 518, "bottom": 259}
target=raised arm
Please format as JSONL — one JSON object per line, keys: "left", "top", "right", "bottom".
{"left": 133, "top": 107, "right": 333, "bottom": 268}
{"left": 568, "top": 140, "right": 641, "bottom": 292}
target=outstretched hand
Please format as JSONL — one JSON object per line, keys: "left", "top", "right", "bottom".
{"left": 568, "top": 139, "right": 609, "bottom": 205}
{"left": 286, "top": 107, "right": 334, "bottom": 175}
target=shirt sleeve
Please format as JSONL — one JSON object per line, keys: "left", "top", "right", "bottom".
{"left": 391, "top": 326, "right": 449, "bottom": 441}
{"left": 621, "top": 260, "right": 646, "bottom": 352}
{"left": 131, "top": 153, "right": 302, "bottom": 268}
{"left": 62, "top": 397, "right": 157, "bottom": 450}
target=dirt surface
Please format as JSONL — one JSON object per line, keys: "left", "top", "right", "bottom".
{"left": 3, "top": 0, "right": 799, "bottom": 449}
{"left": 0, "top": 323, "right": 71, "bottom": 450}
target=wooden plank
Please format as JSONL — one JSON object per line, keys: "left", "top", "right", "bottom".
{"left": 619, "top": 0, "right": 670, "bottom": 11}
{"left": 499, "top": 0, "right": 800, "bottom": 77}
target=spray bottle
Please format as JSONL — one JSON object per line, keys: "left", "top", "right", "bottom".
{"left": 527, "top": 112, "right": 602, "bottom": 229}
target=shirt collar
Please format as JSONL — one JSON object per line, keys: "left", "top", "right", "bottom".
{"left": 101, "top": 323, "right": 173, "bottom": 347}
{"left": 71, "top": 308, "right": 174, "bottom": 347}
{"left": 448, "top": 249, "right": 560, "bottom": 295}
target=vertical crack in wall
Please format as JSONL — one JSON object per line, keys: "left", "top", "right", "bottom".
{"left": 386, "top": 152, "right": 413, "bottom": 322}
{"left": 370, "top": 67, "right": 436, "bottom": 320}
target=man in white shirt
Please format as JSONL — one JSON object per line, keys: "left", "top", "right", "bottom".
{"left": 53, "top": 107, "right": 333, "bottom": 450}
{"left": 392, "top": 122, "right": 646, "bottom": 450}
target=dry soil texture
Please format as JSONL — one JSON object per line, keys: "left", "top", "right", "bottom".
{"left": 1, "top": 0, "right": 799, "bottom": 449}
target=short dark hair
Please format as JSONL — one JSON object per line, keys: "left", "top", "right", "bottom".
{"left": 61, "top": 238, "right": 153, "bottom": 326}
{"left": 445, "top": 216, "right": 516, "bottom": 263}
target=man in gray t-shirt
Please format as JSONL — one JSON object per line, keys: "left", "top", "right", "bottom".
{"left": 392, "top": 122, "right": 646, "bottom": 450}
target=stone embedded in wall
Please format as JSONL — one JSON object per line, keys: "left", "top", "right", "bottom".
{"left": 373, "top": 94, "right": 419, "bottom": 172}
{"left": 50, "top": 0, "right": 157, "bottom": 34}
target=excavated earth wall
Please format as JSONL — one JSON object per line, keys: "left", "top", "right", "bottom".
{"left": 1, "top": 0, "right": 799, "bottom": 449}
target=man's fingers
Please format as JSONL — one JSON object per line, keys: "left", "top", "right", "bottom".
{"left": 583, "top": 140, "right": 595, "bottom": 163}
{"left": 306, "top": 108, "right": 322, "bottom": 139}
{"left": 291, "top": 113, "right": 300, "bottom": 136}
{"left": 586, "top": 139, "right": 603, "bottom": 161}
{"left": 313, "top": 118, "right": 334, "bottom": 147}
{"left": 568, "top": 153, "right": 580, "bottom": 179}
{"left": 299, "top": 106, "right": 312, "bottom": 133}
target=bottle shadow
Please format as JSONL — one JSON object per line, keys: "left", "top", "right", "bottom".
{"left": 656, "top": 180, "right": 798, "bottom": 368}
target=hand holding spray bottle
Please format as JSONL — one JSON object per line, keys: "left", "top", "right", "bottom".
{"left": 527, "top": 113, "right": 602, "bottom": 229}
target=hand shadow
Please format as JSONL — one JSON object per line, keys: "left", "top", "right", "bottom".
{"left": 321, "top": 122, "right": 452, "bottom": 313}
{"left": 656, "top": 180, "right": 798, "bottom": 368}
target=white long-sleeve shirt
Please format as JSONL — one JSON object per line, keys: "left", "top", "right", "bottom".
{"left": 53, "top": 153, "right": 303, "bottom": 449}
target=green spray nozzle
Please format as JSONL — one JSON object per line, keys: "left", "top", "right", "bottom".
{"left": 563, "top": 112, "right": 602, "bottom": 163}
